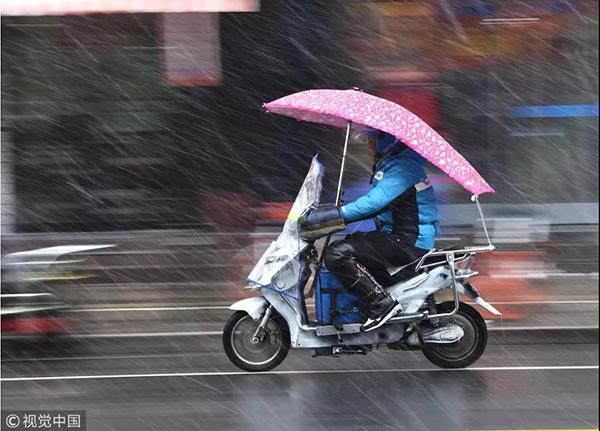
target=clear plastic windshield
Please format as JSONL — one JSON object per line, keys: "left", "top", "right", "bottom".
{"left": 247, "top": 156, "right": 324, "bottom": 290}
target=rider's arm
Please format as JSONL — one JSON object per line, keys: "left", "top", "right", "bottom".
{"left": 340, "top": 161, "right": 420, "bottom": 223}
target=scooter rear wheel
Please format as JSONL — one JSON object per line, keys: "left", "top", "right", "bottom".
{"left": 422, "top": 302, "right": 487, "bottom": 369}
{"left": 223, "top": 311, "right": 290, "bottom": 372}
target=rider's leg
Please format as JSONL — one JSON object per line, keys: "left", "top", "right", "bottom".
{"left": 324, "top": 232, "right": 425, "bottom": 324}
{"left": 325, "top": 241, "right": 396, "bottom": 320}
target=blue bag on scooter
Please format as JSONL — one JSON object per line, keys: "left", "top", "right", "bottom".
{"left": 315, "top": 268, "right": 363, "bottom": 325}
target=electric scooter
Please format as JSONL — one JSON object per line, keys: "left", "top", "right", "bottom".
{"left": 223, "top": 156, "right": 501, "bottom": 372}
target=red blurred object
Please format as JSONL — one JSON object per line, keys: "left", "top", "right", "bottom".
{"left": 260, "top": 202, "right": 293, "bottom": 222}
{"left": 471, "top": 251, "right": 546, "bottom": 320}
{"left": 2, "top": 316, "right": 72, "bottom": 335}
{"left": 377, "top": 86, "right": 441, "bottom": 130}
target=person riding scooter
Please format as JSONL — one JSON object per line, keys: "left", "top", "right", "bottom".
{"left": 299, "top": 127, "right": 439, "bottom": 330}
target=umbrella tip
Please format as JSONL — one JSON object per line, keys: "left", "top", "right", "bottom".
{"left": 351, "top": 86, "right": 363, "bottom": 92}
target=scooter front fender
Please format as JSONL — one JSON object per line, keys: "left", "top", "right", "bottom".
{"left": 229, "top": 297, "right": 269, "bottom": 321}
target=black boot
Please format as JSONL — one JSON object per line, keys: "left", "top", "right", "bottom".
{"left": 349, "top": 263, "right": 400, "bottom": 330}
{"left": 363, "top": 291, "right": 397, "bottom": 320}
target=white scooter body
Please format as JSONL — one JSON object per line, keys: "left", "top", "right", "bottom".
{"left": 233, "top": 262, "right": 499, "bottom": 350}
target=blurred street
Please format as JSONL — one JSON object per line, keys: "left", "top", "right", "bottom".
{"left": 2, "top": 226, "right": 598, "bottom": 335}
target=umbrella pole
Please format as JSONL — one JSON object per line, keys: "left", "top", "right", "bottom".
{"left": 335, "top": 122, "right": 352, "bottom": 205}
{"left": 317, "top": 122, "right": 352, "bottom": 267}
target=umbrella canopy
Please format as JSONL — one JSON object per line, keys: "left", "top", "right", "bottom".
{"left": 264, "top": 89, "right": 494, "bottom": 196}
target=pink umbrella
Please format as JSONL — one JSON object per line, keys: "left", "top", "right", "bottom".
{"left": 264, "top": 89, "right": 494, "bottom": 196}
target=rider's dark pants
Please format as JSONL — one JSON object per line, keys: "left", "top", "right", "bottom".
{"left": 324, "top": 231, "right": 428, "bottom": 288}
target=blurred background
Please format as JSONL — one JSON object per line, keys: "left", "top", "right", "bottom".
{"left": 0, "top": 0, "right": 598, "bottom": 430}
{"left": 1, "top": 1, "right": 598, "bottom": 429}
{"left": 1, "top": 0, "right": 597, "bottom": 337}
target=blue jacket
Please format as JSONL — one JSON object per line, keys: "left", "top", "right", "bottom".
{"left": 340, "top": 149, "right": 439, "bottom": 250}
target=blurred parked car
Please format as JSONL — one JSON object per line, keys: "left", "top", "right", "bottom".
{"left": 1, "top": 245, "right": 112, "bottom": 336}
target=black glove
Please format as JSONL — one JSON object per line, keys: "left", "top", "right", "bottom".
{"left": 298, "top": 204, "right": 345, "bottom": 241}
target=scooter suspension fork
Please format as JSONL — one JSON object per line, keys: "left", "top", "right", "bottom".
{"left": 252, "top": 305, "right": 274, "bottom": 344}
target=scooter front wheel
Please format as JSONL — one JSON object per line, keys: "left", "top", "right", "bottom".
{"left": 223, "top": 311, "right": 290, "bottom": 372}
